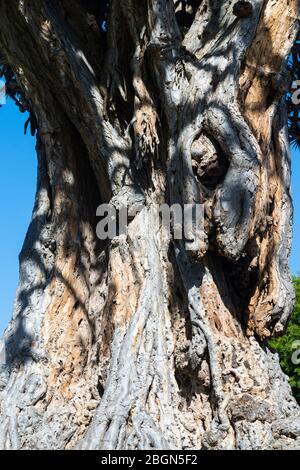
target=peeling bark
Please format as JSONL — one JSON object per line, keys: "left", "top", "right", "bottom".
{"left": 0, "top": 0, "right": 300, "bottom": 450}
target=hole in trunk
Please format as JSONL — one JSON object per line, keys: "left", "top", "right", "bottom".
{"left": 175, "top": 0, "right": 202, "bottom": 37}
{"left": 191, "top": 132, "right": 229, "bottom": 190}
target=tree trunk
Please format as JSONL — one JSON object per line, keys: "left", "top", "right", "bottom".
{"left": 0, "top": 0, "right": 300, "bottom": 450}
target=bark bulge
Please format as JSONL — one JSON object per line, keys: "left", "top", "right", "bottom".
{"left": 0, "top": 0, "right": 299, "bottom": 450}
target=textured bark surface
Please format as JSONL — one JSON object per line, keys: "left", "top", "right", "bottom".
{"left": 0, "top": 0, "right": 300, "bottom": 450}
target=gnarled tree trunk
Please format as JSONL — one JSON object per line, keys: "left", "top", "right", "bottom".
{"left": 0, "top": 0, "right": 300, "bottom": 450}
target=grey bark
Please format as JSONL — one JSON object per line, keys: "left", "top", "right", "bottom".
{"left": 0, "top": 0, "right": 300, "bottom": 450}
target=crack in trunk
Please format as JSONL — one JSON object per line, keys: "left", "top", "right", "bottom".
{"left": 0, "top": 0, "right": 299, "bottom": 450}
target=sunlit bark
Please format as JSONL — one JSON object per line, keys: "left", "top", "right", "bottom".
{"left": 0, "top": 0, "right": 299, "bottom": 450}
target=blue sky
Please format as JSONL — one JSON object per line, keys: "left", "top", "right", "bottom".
{"left": 0, "top": 101, "right": 36, "bottom": 335}
{"left": 0, "top": 100, "right": 299, "bottom": 335}
{"left": 291, "top": 146, "right": 300, "bottom": 276}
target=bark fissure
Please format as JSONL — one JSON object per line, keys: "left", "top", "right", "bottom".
{"left": 0, "top": 0, "right": 300, "bottom": 450}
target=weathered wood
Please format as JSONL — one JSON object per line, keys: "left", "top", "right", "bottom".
{"left": 0, "top": 0, "right": 299, "bottom": 450}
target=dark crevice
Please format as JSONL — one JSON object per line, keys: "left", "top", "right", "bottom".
{"left": 208, "top": 245, "right": 259, "bottom": 331}
{"left": 76, "top": 0, "right": 110, "bottom": 31}
{"left": 191, "top": 132, "right": 230, "bottom": 190}
{"left": 175, "top": 0, "right": 202, "bottom": 37}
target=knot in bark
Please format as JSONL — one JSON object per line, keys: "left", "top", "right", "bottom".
{"left": 233, "top": 1, "right": 253, "bottom": 18}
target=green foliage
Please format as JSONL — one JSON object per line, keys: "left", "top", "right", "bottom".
{"left": 269, "top": 277, "right": 300, "bottom": 403}
{"left": 287, "top": 35, "right": 300, "bottom": 149}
